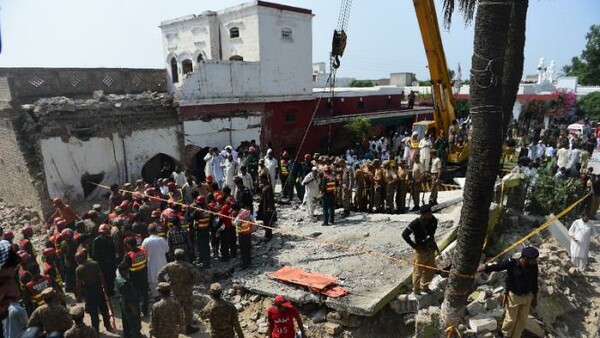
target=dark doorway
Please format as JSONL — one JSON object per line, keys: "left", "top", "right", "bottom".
{"left": 182, "top": 59, "right": 193, "bottom": 75}
{"left": 81, "top": 172, "right": 105, "bottom": 199}
{"left": 142, "top": 153, "right": 178, "bottom": 184}
{"left": 189, "top": 147, "right": 209, "bottom": 183}
{"left": 170, "top": 57, "right": 179, "bottom": 83}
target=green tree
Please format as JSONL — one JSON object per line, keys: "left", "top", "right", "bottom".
{"left": 418, "top": 80, "right": 432, "bottom": 86}
{"left": 577, "top": 92, "right": 600, "bottom": 119}
{"left": 344, "top": 117, "right": 371, "bottom": 147}
{"left": 349, "top": 79, "right": 374, "bottom": 87}
{"left": 454, "top": 99, "right": 471, "bottom": 119}
{"left": 562, "top": 25, "right": 600, "bottom": 85}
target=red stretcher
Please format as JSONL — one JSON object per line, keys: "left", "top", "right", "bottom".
{"left": 269, "top": 266, "right": 349, "bottom": 298}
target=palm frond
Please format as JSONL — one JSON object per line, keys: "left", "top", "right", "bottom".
{"left": 442, "top": 0, "right": 477, "bottom": 28}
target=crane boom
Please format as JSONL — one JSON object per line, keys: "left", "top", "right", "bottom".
{"left": 412, "top": 0, "right": 467, "bottom": 165}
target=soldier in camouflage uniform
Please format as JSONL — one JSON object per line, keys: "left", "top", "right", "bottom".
{"left": 64, "top": 305, "right": 98, "bottom": 338}
{"left": 201, "top": 283, "right": 244, "bottom": 338}
{"left": 115, "top": 263, "right": 142, "bottom": 338}
{"left": 157, "top": 248, "right": 202, "bottom": 334}
{"left": 365, "top": 162, "right": 375, "bottom": 212}
{"left": 334, "top": 159, "right": 344, "bottom": 208}
{"left": 150, "top": 282, "right": 185, "bottom": 338}
{"left": 354, "top": 163, "right": 367, "bottom": 212}
{"left": 27, "top": 288, "right": 72, "bottom": 334}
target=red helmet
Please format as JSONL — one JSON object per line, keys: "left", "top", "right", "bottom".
{"left": 119, "top": 200, "right": 130, "bottom": 208}
{"left": 42, "top": 248, "right": 56, "bottom": 259}
{"left": 151, "top": 210, "right": 161, "bottom": 218}
{"left": 304, "top": 154, "right": 312, "bottom": 161}
{"left": 3, "top": 230, "right": 14, "bottom": 241}
{"left": 167, "top": 182, "right": 176, "bottom": 188}
{"left": 98, "top": 224, "right": 110, "bottom": 234}
{"left": 324, "top": 165, "right": 332, "bottom": 172}
{"left": 281, "top": 151, "right": 289, "bottom": 158}
{"left": 248, "top": 147, "right": 256, "bottom": 153}
{"left": 145, "top": 188, "right": 155, "bottom": 196}
{"left": 206, "top": 175, "right": 213, "bottom": 183}
{"left": 195, "top": 196, "right": 206, "bottom": 204}
{"left": 21, "top": 225, "right": 33, "bottom": 237}
{"left": 17, "top": 250, "right": 31, "bottom": 263}
{"left": 61, "top": 228, "right": 74, "bottom": 240}
{"left": 56, "top": 219, "right": 67, "bottom": 230}
{"left": 53, "top": 217, "right": 65, "bottom": 226}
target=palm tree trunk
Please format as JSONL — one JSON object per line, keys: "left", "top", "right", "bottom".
{"left": 441, "top": 0, "right": 513, "bottom": 331}
{"left": 502, "top": 0, "right": 529, "bottom": 136}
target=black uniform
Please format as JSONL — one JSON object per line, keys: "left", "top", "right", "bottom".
{"left": 91, "top": 235, "right": 117, "bottom": 296}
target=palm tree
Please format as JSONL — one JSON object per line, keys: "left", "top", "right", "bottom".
{"left": 502, "top": 0, "right": 530, "bottom": 135}
{"left": 438, "top": 0, "right": 521, "bottom": 332}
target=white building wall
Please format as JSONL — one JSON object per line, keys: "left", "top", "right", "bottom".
{"left": 41, "top": 128, "right": 180, "bottom": 200}
{"left": 218, "top": 5, "right": 261, "bottom": 61}
{"left": 257, "top": 6, "right": 312, "bottom": 96}
{"left": 183, "top": 116, "right": 262, "bottom": 150}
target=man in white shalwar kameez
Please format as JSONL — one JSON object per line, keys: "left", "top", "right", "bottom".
{"left": 302, "top": 167, "right": 321, "bottom": 222}
{"left": 141, "top": 224, "right": 169, "bottom": 297}
{"left": 569, "top": 214, "right": 598, "bottom": 271}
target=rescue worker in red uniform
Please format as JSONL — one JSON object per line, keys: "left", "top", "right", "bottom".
{"left": 60, "top": 228, "right": 78, "bottom": 293}
{"left": 42, "top": 248, "right": 63, "bottom": 291}
{"left": 233, "top": 204, "right": 255, "bottom": 269}
{"left": 123, "top": 237, "right": 149, "bottom": 316}
{"left": 19, "top": 225, "right": 36, "bottom": 260}
{"left": 24, "top": 264, "right": 57, "bottom": 313}
{"left": 188, "top": 196, "right": 212, "bottom": 268}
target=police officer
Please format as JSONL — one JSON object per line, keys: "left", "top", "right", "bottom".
{"left": 201, "top": 283, "right": 244, "bottom": 338}
{"left": 91, "top": 224, "right": 116, "bottom": 296}
{"left": 157, "top": 249, "right": 202, "bottom": 334}
{"left": 115, "top": 262, "right": 142, "bottom": 338}
{"left": 64, "top": 305, "right": 98, "bottom": 338}
{"left": 383, "top": 160, "right": 399, "bottom": 214}
{"left": 150, "top": 282, "right": 185, "bottom": 338}
{"left": 27, "top": 287, "right": 72, "bottom": 334}
{"left": 402, "top": 204, "right": 439, "bottom": 294}
{"left": 373, "top": 159, "right": 385, "bottom": 212}
{"left": 340, "top": 160, "right": 353, "bottom": 217}
{"left": 122, "top": 237, "right": 149, "bottom": 316}
{"left": 396, "top": 160, "right": 409, "bottom": 214}
{"left": 74, "top": 250, "right": 113, "bottom": 333}
{"left": 320, "top": 166, "right": 336, "bottom": 226}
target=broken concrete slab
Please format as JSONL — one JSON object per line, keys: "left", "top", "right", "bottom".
{"left": 546, "top": 213, "right": 570, "bottom": 251}
{"left": 239, "top": 192, "right": 461, "bottom": 317}
{"left": 468, "top": 315, "right": 497, "bottom": 333}
{"left": 466, "top": 301, "right": 486, "bottom": 316}
{"left": 525, "top": 315, "right": 545, "bottom": 338}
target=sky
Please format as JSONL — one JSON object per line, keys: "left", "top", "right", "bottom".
{"left": 0, "top": 0, "right": 598, "bottom": 81}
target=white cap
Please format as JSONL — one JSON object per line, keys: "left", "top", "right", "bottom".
{"left": 412, "top": 131, "right": 418, "bottom": 136}
{"left": 311, "top": 167, "right": 318, "bottom": 171}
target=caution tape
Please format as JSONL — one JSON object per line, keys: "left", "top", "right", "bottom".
{"left": 487, "top": 191, "right": 591, "bottom": 263}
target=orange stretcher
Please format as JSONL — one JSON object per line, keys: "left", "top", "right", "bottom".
{"left": 269, "top": 266, "right": 349, "bottom": 298}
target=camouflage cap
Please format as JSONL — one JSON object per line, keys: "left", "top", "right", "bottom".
{"left": 210, "top": 282, "right": 223, "bottom": 295}
{"left": 157, "top": 282, "right": 171, "bottom": 293}
{"left": 69, "top": 305, "right": 85, "bottom": 319}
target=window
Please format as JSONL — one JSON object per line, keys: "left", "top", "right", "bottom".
{"left": 230, "top": 27, "right": 240, "bottom": 38}
{"left": 229, "top": 55, "right": 244, "bottom": 61}
{"left": 170, "top": 57, "right": 179, "bottom": 83}
{"left": 197, "top": 54, "right": 204, "bottom": 63}
{"left": 182, "top": 59, "right": 193, "bottom": 75}
{"left": 281, "top": 28, "right": 293, "bottom": 41}
{"left": 285, "top": 111, "right": 297, "bottom": 124}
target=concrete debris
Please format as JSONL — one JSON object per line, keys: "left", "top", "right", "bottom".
{"left": 525, "top": 315, "right": 545, "bottom": 338}
{"left": 468, "top": 315, "right": 497, "bottom": 333}
{"left": 0, "top": 199, "right": 43, "bottom": 233}
{"left": 325, "top": 323, "right": 342, "bottom": 336}
{"left": 466, "top": 300, "right": 486, "bottom": 316}
{"left": 312, "top": 308, "right": 328, "bottom": 323}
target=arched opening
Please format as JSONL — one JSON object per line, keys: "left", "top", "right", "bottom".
{"left": 80, "top": 172, "right": 105, "bottom": 199}
{"left": 141, "top": 153, "right": 178, "bottom": 184}
{"left": 182, "top": 59, "right": 193, "bottom": 76}
{"left": 197, "top": 53, "right": 204, "bottom": 63}
{"left": 183, "top": 145, "right": 210, "bottom": 183}
{"left": 229, "top": 55, "right": 244, "bottom": 61}
{"left": 170, "top": 57, "right": 179, "bottom": 83}
{"left": 230, "top": 27, "right": 240, "bottom": 38}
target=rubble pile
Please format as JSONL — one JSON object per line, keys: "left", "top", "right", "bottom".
{"left": 0, "top": 199, "right": 43, "bottom": 233}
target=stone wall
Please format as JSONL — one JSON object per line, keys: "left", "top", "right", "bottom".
{"left": 0, "top": 68, "right": 168, "bottom": 104}
{"left": 0, "top": 114, "right": 49, "bottom": 216}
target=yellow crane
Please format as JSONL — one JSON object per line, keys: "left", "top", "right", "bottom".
{"left": 411, "top": 0, "right": 469, "bottom": 166}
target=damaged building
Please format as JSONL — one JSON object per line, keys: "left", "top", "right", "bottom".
{"left": 0, "top": 0, "right": 431, "bottom": 217}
